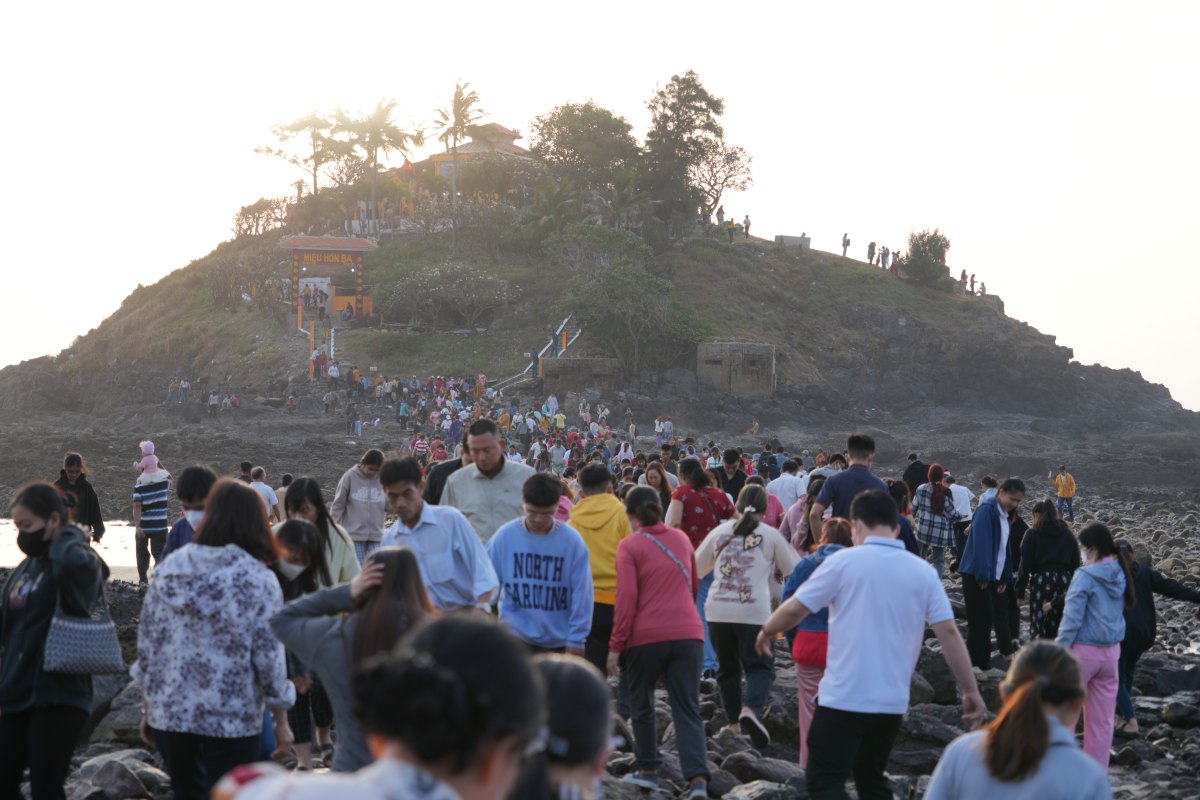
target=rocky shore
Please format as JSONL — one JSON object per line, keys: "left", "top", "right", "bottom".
{"left": 6, "top": 492, "right": 1198, "bottom": 799}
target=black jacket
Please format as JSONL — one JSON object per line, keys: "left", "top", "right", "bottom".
{"left": 1124, "top": 562, "right": 1200, "bottom": 651}
{"left": 423, "top": 457, "right": 466, "bottom": 505}
{"left": 0, "top": 526, "right": 105, "bottom": 714}
{"left": 53, "top": 472, "right": 105, "bottom": 540}
{"left": 902, "top": 461, "right": 929, "bottom": 496}
{"left": 1014, "top": 522, "right": 1080, "bottom": 596}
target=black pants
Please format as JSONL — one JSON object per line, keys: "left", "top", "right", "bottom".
{"left": 154, "top": 729, "right": 259, "bottom": 800}
{"left": 708, "top": 620, "right": 775, "bottom": 718}
{"left": 0, "top": 705, "right": 88, "bottom": 800}
{"left": 584, "top": 603, "right": 630, "bottom": 718}
{"left": 961, "top": 574, "right": 1013, "bottom": 671}
{"left": 805, "top": 704, "right": 902, "bottom": 800}
{"left": 136, "top": 532, "right": 166, "bottom": 583}
{"left": 951, "top": 521, "right": 970, "bottom": 563}
{"left": 624, "top": 639, "right": 709, "bottom": 782}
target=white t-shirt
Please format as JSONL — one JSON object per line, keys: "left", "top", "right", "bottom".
{"left": 767, "top": 473, "right": 805, "bottom": 511}
{"left": 696, "top": 521, "right": 799, "bottom": 625}
{"left": 948, "top": 484, "right": 975, "bottom": 518}
{"left": 793, "top": 537, "right": 953, "bottom": 714}
{"left": 250, "top": 481, "right": 279, "bottom": 512}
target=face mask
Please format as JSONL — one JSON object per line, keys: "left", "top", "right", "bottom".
{"left": 277, "top": 560, "right": 307, "bottom": 581}
{"left": 17, "top": 528, "right": 49, "bottom": 557}
{"left": 184, "top": 510, "right": 205, "bottom": 530}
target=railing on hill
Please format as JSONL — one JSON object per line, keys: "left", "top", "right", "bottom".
{"left": 492, "top": 315, "right": 582, "bottom": 392}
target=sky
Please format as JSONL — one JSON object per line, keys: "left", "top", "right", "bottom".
{"left": 2, "top": 1, "right": 1198, "bottom": 410}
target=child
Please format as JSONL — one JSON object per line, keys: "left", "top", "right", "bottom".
{"left": 133, "top": 440, "right": 162, "bottom": 477}
{"left": 160, "top": 466, "right": 217, "bottom": 562}
{"left": 1056, "top": 523, "right": 1136, "bottom": 768}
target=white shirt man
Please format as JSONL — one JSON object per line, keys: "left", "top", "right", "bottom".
{"left": 767, "top": 462, "right": 806, "bottom": 511}
{"left": 945, "top": 475, "right": 976, "bottom": 519}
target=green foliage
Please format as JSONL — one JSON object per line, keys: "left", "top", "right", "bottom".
{"left": 233, "top": 197, "right": 290, "bottom": 238}
{"left": 380, "top": 262, "right": 510, "bottom": 331}
{"left": 256, "top": 112, "right": 346, "bottom": 196}
{"left": 904, "top": 228, "right": 955, "bottom": 290}
{"left": 544, "top": 223, "right": 651, "bottom": 276}
{"left": 529, "top": 102, "right": 640, "bottom": 189}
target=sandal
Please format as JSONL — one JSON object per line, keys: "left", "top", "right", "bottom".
{"left": 319, "top": 742, "right": 336, "bottom": 767}
{"left": 1114, "top": 719, "right": 1139, "bottom": 739}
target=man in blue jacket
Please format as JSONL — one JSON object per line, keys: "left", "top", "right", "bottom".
{"left": 958, "top": 477, "right": 1026, "bottom": 678}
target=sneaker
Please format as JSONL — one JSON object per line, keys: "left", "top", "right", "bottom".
{"left": 622, "top": 773, "right": 661, "bottom": 790}
{"left": 971, "top": 666, "right": 986, "bottom": 678}
{"left": 699, "top": 670, "right": 718, "bottom": 695}
{"left": 984, "top": 668, "right": 1007, "bottom": 680}
{"left": 739, "top": 710, "right": 770, "bottom": 748}
{"left": 685, "top": 783, "right": 709, "bottom": 800}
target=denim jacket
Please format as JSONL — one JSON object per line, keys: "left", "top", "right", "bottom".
{"left": 782, "top": 543, "right": 846, "bottom": 638}
{"left": 1057, "top": 557, "right": 1127, "bottom": 647}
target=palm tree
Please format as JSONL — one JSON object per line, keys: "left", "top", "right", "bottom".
{"left": 339, "top": 99, "right": 423, "bottom": 235}
{"left": 436, "top": 82, "right": 485, "bottom": 255}
{"left": 588, "top": 171, "right": 652, "bottom": 229}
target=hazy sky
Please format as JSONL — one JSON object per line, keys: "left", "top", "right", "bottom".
{"left": 3, "top": 2, "right": 1198, "bottom": 410}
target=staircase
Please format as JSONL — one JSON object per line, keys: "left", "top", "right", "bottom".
{"left": 492, "top": 315, "right": 583, "bottom": 392}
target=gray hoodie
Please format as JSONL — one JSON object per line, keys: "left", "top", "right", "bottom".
{"left": 1056, "top": 557, "right": 1127, "bottom": 647}
{"left": 330, "top": 465, "right": 386, "bottom": 544}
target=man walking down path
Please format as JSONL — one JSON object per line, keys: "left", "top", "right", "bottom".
{"left": 767, "top": 460, "right": 806, "bottom": 512}
{"left": 487, "top": 474, "right": 593, "bottom": 655}
{"left": 378, "top": 457, "right": 498, "bottom": 611}
{"left": 1050, "top": 466, "right": 1077, "bottom": 522}
{"left": 443, "top": 419, "right": 535, "bottom": 542}
{"left": 758, "top": 490, "right": 984, "bottom": 799}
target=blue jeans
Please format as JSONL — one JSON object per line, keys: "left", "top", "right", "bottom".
{"left": 1116, "top": 643, "right": 1146, "bottom": 720}
{"left": 697, "top": 573, "right": 718, "bottom": 673}
{"left": 1057, "top": 496, "right": 1074, "bottom": 521}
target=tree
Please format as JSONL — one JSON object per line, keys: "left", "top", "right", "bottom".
{"left": 381, "top": 262, "right": 510, "bottom": 330}
{"left": 529, "top": 102, "right": 640, "bottom": 189}
{"left": 690, "top": 140, "right": 753, "bottom": 217}
{"left": 904, "top": 228, "right": 954, "bottom": 289}
{"left": 567, "top": 262, "right": 673, "bottom": 376}
{"left": 339, "top": 99, "right": 423, "bottom": 234}
{"left": 587, "top": 171, "right": 652, "bottom": 230}
{"left": 325, "top": 152, "right": 368, "bottom": 188}
{"left": 436, "top": 82, "right": 485, "bottom": 256}
{"left": 643, "top": 71, "right": 725, "bottom": 236}
{"left": 545, "top": 222, "right": 651, "bottom": 277}
{"left": 232, "top": 197, "right": 289, "bottom": 237}
{"left": 257, "top": 112, "right": 344, "bottom": 196}
{"left": 524, "top": 178, "right": 582, "bottom": 238}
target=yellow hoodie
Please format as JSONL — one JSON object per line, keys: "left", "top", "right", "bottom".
{"left": 569, "top": 492, "right": 632, "bottom": 605}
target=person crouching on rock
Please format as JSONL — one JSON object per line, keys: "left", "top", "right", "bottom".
{"left": 924, "top": 641, "right": 1111, "bottom": 799}
{"left": 0, "top": 482, "right": 107, "bottom": 800}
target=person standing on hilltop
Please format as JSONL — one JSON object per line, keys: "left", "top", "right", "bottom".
{"left": 716, "top": 205, "right": 725, "bottom": 228}
{"left": 842, "top": 233, "right": 850, "bottom": 257}
{"left": 1049, "top": 465, "right": 1077, "bottom": 522}
{"left": 867, "top": 241, "right": 876, "bottom": 264}
{"left": 330, "top": 450, "right": 387, "bottom": 563}
{"left": 54, "top": 452, "right": 105, "bottom": 542}
{"left": 743, "top": 215, "right": 751, "bottom": 238}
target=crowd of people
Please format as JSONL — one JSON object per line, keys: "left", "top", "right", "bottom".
{"left": 6, "top": 424, "right": 1200, "bottom": 800}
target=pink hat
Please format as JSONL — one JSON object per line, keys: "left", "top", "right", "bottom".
{"left": 140, "top": 440, "right": 155, "bottom": 455}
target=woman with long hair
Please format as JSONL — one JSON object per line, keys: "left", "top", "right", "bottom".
{"left": 696, "top": 484, "right": 799, "bottom": 747}
{"left": 280, "top": 478, "right": 360, "bottom": 586}
{"left": 1015, "top": 499, "right": 1080, "bottom": 640}
{"left": 885, "top": 480, "right": 922, "bottom": 556}
{"left": 134, "top": 479, "right": 295, "bottom": 800}
{"left": 642, "top": 461, "right": 673, "bottom": 510}
{"left": 780, "top": 517, "right": 853, "bottom": 768}
{"left": 511, "top": 656, "right": 613, "bottom": 800}
{"left": 911, "top": 464, "right": 962, "bottom": 578}
{"left": 268, "top": 547, "right": 433, "bottom": 772}
{"left": 1055, "top": 523, "right": 1137, "bottom": 767}
{"left": 221, "top": 616, "right": 544, "bottom": 800}
{"left": 609, "top": 487, "right": 709, "bottom": 800}
{"left": 779, "top": 476, "right": 826, "bottom": 553}
{"left": 665, "top": 457, "right": 737, "bottom": 685}
{"left": 1114, "top": 540, "right": 1200, "bottom": 737}
{"left": 925, "top": 641, "right": 1109, "bottom": 798}
{"left": 52, "top": 452, "right": 105, "bottom": 542}
{"left": 1, "top": 482, "right": 106, "bottom": 800}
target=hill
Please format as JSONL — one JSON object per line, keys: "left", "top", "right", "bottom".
{"left": 1, "top": 229, "right": 1197, "bottom": 494}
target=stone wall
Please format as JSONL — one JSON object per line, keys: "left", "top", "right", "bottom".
{"left": 541, "top": 357, "right": 623, "bottom": 394}
{"left": 696, "top": 341, "right": 776, "bottom": 397}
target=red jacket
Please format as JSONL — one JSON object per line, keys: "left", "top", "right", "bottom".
{"left": 610, "top": 523, "right": 704, "bottom": 653}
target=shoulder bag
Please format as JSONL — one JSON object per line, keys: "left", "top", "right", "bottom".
{"left": 43, "top": 580, "right": 125, "bottom": 675}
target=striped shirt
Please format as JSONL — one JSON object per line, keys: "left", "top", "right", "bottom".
{"left": 133, "top": 471, "right": 172, "bottom": 537}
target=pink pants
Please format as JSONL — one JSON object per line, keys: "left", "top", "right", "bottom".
{"left": 795, "top": 665, "right": 824, "bottom": 768}
{"left": 1071, "top": 643, "right": 1120, "bottom": 768}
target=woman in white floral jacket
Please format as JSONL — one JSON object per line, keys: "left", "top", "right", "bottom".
{"left": 132, "top": 479, "right": 295, "bottom": 800}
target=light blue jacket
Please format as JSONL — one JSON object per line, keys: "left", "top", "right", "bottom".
{"left": 1057, "top": 558, "right": 1127, "bottom": 647}
{"left": 925, "top": 716, "right": 1111, "bottom": 800}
